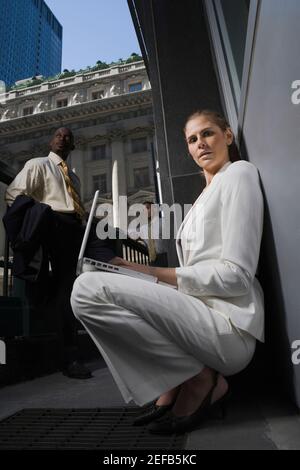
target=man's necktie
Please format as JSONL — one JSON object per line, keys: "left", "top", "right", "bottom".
{"left": 147, "top": 220, "right": 157, "bottom": 262}
{"left": 59, "top": 161, "right": 86, "bottom": 218}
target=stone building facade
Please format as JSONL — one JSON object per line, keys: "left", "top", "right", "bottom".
{"left": 0, "top": 61, "right": 155, "bottom": 255}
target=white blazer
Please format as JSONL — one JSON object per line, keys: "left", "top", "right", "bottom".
{"left": 175, "top": 161, "right": 264, "bottom": 342}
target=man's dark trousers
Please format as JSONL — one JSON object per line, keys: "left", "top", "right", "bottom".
{"left": 49, "top": 212, "right": 117, "bottom": 366}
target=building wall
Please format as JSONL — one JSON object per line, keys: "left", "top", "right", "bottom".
{"left": 0, "top": 0, "right": 62, "bottom": 87}
{"left": 240, "top": 0, "right": 300, "bottom": 405}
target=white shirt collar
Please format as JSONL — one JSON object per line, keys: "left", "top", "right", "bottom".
{"left": 48, "top": 151, "right": 66, "bottom": 166}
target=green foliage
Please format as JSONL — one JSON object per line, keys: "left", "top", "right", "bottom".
{"left": 10, "top": 77, "right": 44, "bottom": 90}
{"left": 29, "top": 78, "right": 44, "bottom": 86}
{"left": 125, "top": 52, "right": 143, "bottom": 63}
{"left": 58, "top": 70, "right": 77, "bottom": 79}
{"left": 9, "top": 54, "right": 143, "bottom": 90}
{"left": 91, "top": 61, "right": 110, "bottom": 71}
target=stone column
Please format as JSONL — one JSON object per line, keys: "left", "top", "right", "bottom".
{"left": 110, "top": 130, "right": 127, "bottom": 228}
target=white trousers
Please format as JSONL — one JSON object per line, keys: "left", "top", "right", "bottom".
{"left": 71, "top": 272, "right": 256, "bottom": 406}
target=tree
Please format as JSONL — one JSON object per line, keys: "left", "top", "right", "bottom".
{"left": 126, "top": 53, "right": 143, "bottom": 64}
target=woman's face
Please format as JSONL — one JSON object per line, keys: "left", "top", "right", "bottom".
{"left": 185, "top": 115, "right": 233, "bottom": 175}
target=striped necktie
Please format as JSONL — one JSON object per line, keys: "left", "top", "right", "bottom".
{"left": 59, "top": 161, "right": 86, "bottom": 218}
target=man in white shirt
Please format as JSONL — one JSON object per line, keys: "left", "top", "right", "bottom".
{"left": 5, "top": 127, "right": 118, "bottom": 379}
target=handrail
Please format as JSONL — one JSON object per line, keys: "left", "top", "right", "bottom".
{"left": 121, "top": 236, "right": 149, "bottom": 265}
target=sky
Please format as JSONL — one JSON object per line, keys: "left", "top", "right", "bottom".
{"left": 45, "top": 0, "right": 141, "bottom": 71}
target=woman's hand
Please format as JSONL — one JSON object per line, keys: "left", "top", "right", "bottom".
{"left": 110, "top": 257, "right": 178, "bottom": 286}
{"left": 109, "top": 257, "right": 155, "bottom": 276}
{"left": 109, "top": 256, "right": 132, "bottom": 267}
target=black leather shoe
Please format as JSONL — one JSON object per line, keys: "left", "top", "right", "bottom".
{"left": 62, "top": 360, "right": 93, "bottom": 379}
{"left": 133, "top": 400, "right": 175, "bottom": 426}
{"left": 148, "top": 372, "right": 220, "bottom": 434}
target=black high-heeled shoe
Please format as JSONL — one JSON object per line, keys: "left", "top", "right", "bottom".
{"left": 148, "top": 371, "right": 222, "bottom": 435}
{"left": 133, "top": 399, "right": 176, "bottom": 426}
{"left": 208, "top": 388, "right": 231, "bottom": 420}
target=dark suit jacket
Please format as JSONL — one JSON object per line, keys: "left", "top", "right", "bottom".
{"left": 2, "top": 195, "right": 53, "bottom": 282}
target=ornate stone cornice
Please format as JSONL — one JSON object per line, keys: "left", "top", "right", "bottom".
{"left": 106, "top": 128, "right": 127, "bottom": 141}
{"left": 0, "top": 90, "right": 152, "bottom": 137}
{"left": 126, "top": 125, "right": 155, "bottom": 137}
{"left": 105, "top": 125, "right": 155, "bottom": 142}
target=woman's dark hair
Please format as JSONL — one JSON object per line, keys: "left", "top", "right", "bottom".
{"left": 143, "top": 200, "right": 154, "bottom": 205}
{"left": 184, "top": 109, "right": 241, "bottom": 163}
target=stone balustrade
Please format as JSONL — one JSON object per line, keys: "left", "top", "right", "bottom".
{"left": 0, "top": 62, "right": 146, "bottom": 103}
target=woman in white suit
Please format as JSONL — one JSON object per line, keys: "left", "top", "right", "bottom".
{"left": 71, "top": 110, "right": 264, "bottom": 434}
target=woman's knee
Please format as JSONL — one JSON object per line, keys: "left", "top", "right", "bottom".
{"left": 71, "top": 273, "right": 90, "bottom": 319}
{"left": 220, "top": 333, "right": 256, "bottom": 376}
{"left": 71, "top": 272, "right": 109, "bottom": 320}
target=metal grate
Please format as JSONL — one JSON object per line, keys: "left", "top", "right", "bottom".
{"left": 0, "top": 408, "right": 187, "bottom": 450}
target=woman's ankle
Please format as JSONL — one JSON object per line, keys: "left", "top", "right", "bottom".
{"left": 156, "top": 386, "right": 180, "bottom": 406}
{"left": 211, "top": 374, "right": 229, "bottom": 403}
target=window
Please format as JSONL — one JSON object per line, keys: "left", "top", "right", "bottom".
{"left": 56, "top": 98, "right": 68, "bottom": 108}
{"left": 131, "top": 137, "right": 147, "bottom": 153}
{"left": 23, "top": 106, "right": 34, "bottom": 116}
{"left": 93, "top": 174, "right": 107, "bottom": 194}
{"left": 92, "top": 90, "right": 104, "bottom": 100}
{"left": 129, "top": 82, "right": 143, "bottom": 93}
{"left": 219, "top": 0, "right": 250, "bottom": 85}
{"left": 206, "top": 0, "right": 250, "bottom": 117}
{"left": 91, "top": 145, "right": 106, "bottom": 160}
{"left": 134, "top": 167, "right": 150, "bottom": 189}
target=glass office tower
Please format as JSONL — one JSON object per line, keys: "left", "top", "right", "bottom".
{"left": 0, "top": 0, "right": 62, "bottom": 87}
